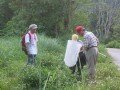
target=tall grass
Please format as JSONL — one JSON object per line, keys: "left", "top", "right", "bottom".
{"left": 0, "top": 35, "right": 77, "bottom": 90}
{"left": 0, "top": 36, "right": 120, "bottom": 90}
{"left": 65, "top": 45, "right": 120, "bottom": 90}
{"left": 106, "top": 40, "right": 120, "bottom": 48}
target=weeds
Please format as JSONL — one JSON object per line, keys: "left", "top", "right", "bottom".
{"left": 0, "top": 36, "right": 120, "bottom": 90}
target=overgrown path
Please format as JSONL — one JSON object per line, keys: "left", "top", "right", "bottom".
{"left": 107, "top": 48, "right": 120, "bottom": 70}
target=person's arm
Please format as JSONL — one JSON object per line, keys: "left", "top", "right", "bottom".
{"left": 35, "top": 34, "right": 38, "bottom": 42}
{"left": 80, "top": 46, "right": 84, "bottom": 51}
{"left": 96, "top": 37, "right": 99, "bottom": 45}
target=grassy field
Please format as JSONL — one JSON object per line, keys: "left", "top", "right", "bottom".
{"left": 66, "top": 45, "right": 120, "bottom": 90}
{"left": 0, "top": 35, "right": 120, "bottom": 90}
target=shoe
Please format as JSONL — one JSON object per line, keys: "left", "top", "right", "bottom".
{"left": 88, "top": 80, "right": 97, "bottom": 84}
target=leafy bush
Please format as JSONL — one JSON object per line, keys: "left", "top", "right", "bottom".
{"left": 1, "top": 36, "right": 120, "bottom": 90}
{"left": 65, "top": 44, "right": 120, "bottom": 90}
{"left": 106, "top": 40, "right": 120, "bottom": 48}
{"left": 19, "top": 66, "right": 40, "bottom": 89}
{"left": 0, "top": 35, "right": 78, "bottom": 90}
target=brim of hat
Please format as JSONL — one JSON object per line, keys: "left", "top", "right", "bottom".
{"left": 33, "top": 27, "right": 38, "bottom": 29}
{"left": 29, "top": 27, "right": 38, "bottom": 30}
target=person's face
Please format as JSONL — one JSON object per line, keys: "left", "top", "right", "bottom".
{"left": 77, "top": 30, "right": 84, "bottom": 36}
{"left": 31, "top": 29, "right": 37, "bottom": 33}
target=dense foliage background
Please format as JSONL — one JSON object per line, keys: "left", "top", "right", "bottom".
{"left": 0, "top": 0, "right": 120, "bottom": 90}
{"left": 0, "top": 0, "right": 120, "bottom": 42}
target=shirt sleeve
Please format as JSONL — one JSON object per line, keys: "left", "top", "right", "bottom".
{"left": 35, "top": 34, "right": 38, "bottom": 42}
{"left": 25, "top": 34, "right": 30, "bottom": 43}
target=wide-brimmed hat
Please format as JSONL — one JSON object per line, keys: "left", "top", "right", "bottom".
{"left": 28, "top": 24, "right": 38, "bottom": 30}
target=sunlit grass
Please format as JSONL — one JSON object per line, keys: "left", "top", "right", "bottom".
{"left": 0, "top": 36, "right": 120, "bottom": 90}
{"left": 0, "top": 35, "right": 76, "bottom": 90}
{"left": 65, "top": 44, "right": 120, "bottom": 90}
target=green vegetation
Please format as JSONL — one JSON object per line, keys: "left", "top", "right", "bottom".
{"left": 0, "top": 0, "right": 120, "bottom": 89}
{"left": 106, "top": 40, "right": 120, "bottom": 48}
{"left": 0, "top": 35, "right": 76, "bottom": 90}
{"left": 0, "top": 0, "right": 120, "bottom": 47}
{"left": 0, "top": 36, "right": 120, "bottom": 90}
{"left": 65, "top": 45, "right": 120, "bottom": 90}
{"left": 0, "top": 0, "right": 120, "bottom": 43}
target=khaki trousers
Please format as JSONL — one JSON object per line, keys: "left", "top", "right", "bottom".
{"left": 85, "top": 47, "right": 98, "bottom": 80}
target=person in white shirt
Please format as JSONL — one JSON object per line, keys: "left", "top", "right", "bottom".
{"left": 25, "top": 24, "right": 38, "bottom": 65}
{"left": 75, "top": 25, "right": 99, "bottom": 82}
{"left": 68, "top": 34, "right": 86, "bottom": 80}
{"left": 69, "top": 34, "right": 81, "bottom": 75}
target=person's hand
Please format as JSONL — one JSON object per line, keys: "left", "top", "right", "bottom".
{"left": 80, "top": 46, "right": 83, "bottom": 51}
{"left": 84, "top": 47, "right": 89, "bottom": 51}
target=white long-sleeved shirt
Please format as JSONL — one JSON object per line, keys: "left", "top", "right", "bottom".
{"left": 25, "top": 31, "right": 38, "bottom": 54}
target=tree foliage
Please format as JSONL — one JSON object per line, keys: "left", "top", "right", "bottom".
{"left": 0, "top": 0, "right": 13, "bottom": 36}
{"left": 0, "top": 0, "right": 120, "bottom": 42}
{"left": 89, "top": 0, "right": 120, "bottom": 41}
{"left": 0, "top": 0, "right": 77, "bottom": 37}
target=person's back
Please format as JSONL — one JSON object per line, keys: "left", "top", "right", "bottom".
{"left": 84, "top": 31, "right": 99, "bottom": 49}
{"left": 68, "top": 34, "right": 86, "bottom": 80}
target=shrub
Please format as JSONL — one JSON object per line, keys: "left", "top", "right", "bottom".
{"left": 106, "top": 40, "right": 120, "bottom": 48}
{"left": 19, "top": 66, "right": 40, "bottom": 89}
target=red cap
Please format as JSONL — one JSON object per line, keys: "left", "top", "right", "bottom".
{"left": 75, "top": 26, "right": 85, "bottom": 33}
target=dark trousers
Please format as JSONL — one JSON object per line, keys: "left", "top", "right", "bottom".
{"left": 69, "top": 59, "right": 81, "bottom": 76}
{"left": 69, "top": 52, "right": 86, "bottom": 76}
{"left": 79, "top": 52, "right": 86, "bottom": 69}
{"left": 27, "top": 54, "right": 36, "bottom": 65}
